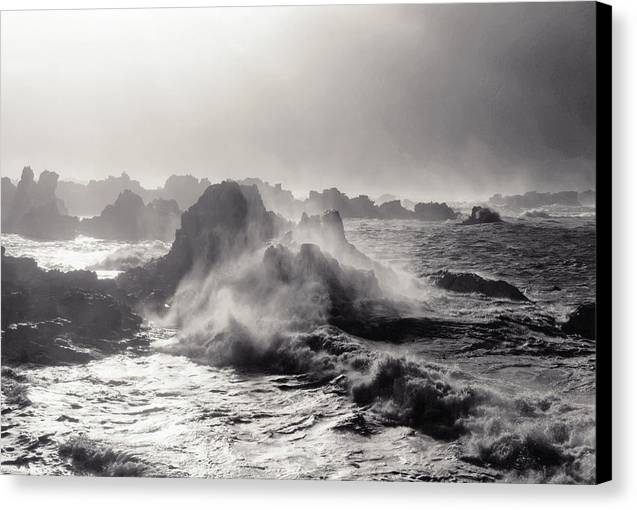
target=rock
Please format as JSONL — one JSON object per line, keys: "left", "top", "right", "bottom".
{"left": 523, "top": 210, "right": 551, "bottom": 218}
{"left": 462, "top": 206, "right": 502, "bottom": 225}
{"left": 378, "top": 200, "right": 415, "bottom": 220}
{"left": 162, "top": 174, "right": 211, "bottom": 210}
{"left": 1, "top": 167, "right": 78, "bottom": 240}
{"left": 57, "top": 172, "right": 155, "bottom": 217}
{"left": 432, "top": 271, "right": 529, "bottom": 302}
{"left": 79, "top": 190, "right": 180, "bottom": 241}
{"left": 414, "top": 202, "right": 458, "bottom": 221}
{"left": 489, "top": 190, "right": 580, "bottom": 209}
{"left": 117, "top": 181, "right": 279, "bottom": 308}
{"left": 562, "top": 303, "right": 595, "bottom": 339}
{"left": 579, "top": 190, "right": 596, "bottom": 207}
{"left": 1, "top": 250, "right": 142, "bottom": 365}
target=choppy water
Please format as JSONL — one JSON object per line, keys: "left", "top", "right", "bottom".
{"left": 1, "top": 214, "right": 597, "bottom": 482}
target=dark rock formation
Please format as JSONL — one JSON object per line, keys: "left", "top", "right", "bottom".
{"left": 462, "top": 206, "right": 503, "bottom": 225}
{"left": 79, "top": 191, "right": 180, "bottom": 241}
{"left": 523, "top": 210, "right": 551, "bottom": 219}
{"left": 489, "top": 190, "right": 580, "bottom": 209}
{"left": 1, "top": 167, "right": 78, "bottom": 240}
{"left": 432, "top": 271, "right": 529, "bottom": 302}
{"left": 378, "top": 200, "right": 414, "bottom": 220}
{"left": 1, "top": 249, "right": 142, "bottom": 365}
{"left": 562, "top": 303, "right": 595, "bottom": 340}
{"left": 162, "top": 174, "right": 211, "bottom": 210}
{"left": 239, "top": 177, "right": 304, "bottom": 219}
{"left": 414, "top": 202, "right": 458, "bottom": 221}
{"left": 117, "top": 181, "right": 280, "bottom": 309}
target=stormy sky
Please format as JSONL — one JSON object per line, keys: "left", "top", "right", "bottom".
{"left": 0, "top": 3, "right": 596, "bottom": 200}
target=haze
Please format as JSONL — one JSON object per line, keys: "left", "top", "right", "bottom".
{"left": 0, "top": 3, "right": 596, "bottom": 201}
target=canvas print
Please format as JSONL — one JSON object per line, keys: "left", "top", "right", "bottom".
{"left": 0, "top": 2, "right": 610, "bottom": 483}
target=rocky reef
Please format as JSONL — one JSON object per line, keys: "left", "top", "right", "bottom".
{"left": 79, "top": 190, "right": 180, "bottom": 242}
{"left": 489, "top": 190, "right": 580, "bottom": 209}
{"left": 414, "top": 202, "right": 458, "bottom": 221}
{"left": 432, "top": 271, "right": 529, "bottom": 302}
{"left": 1, "top": 248, "right": 142, "bottom": 365}
{"left": 562, "top": 303, "right": 595, "bottom": 340}
{"left": 1, "top": 167, "right": 78, "bottom": 240}
{"left": 462, "top": 206, "right": 503, "bottom": 225}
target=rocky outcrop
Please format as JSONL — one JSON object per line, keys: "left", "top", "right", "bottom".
{"left": 57, "top": 172, "right": 157, "bottom": 217}
{"left": 414, "top": 202, "right": 458, "bottom": 221}
{"left": 1, "top": 167, "right": 78, "bottom": 240}
{"left": 1, "top": 249, "right": 142, "bottom": 365}
{"left": 79, "top": 191, "right": 180, "bottom": 241}
{"left": 378, "top": 200, "right": 414, "bottom": 220}
{"left": 432, "top": 271, "right": 529, "bottom": 302}
{"left": 462, "top": 206, "right": 502, "bottom": 225}
{"left": 562, "top": 303, "right": 595, "bottom": 340}
{"left": 489, "top": 191, "right": 580, "bottom": 209}
{"left": 162, "top": 174, "right": 211, "bottom": 210}
{"left": 117, "top": 181, "right": 281, "bottom": 309}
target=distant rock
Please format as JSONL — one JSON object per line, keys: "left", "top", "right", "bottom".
{"left": 79, "top": 190, "right": 180, "bottom": 241}
{"left": 414, "top": 202, "right": 458, "bottom": 221}
{"left": 562, "top": 303, "right": 595, "bottom": 339}
{"left": 523, "top": 209, "right": 551, "bottom": 219}
{"left": 578, "top": 190, "right": 596, "bottom": 206}
{"left": 57, "top": 172, "right": 156, "bottom": 217}
{"left": 462, "top": 206, "right": 502, "bottom": 225}
{"left": 489, "top": 190, "right": 580, "bottom": 209}
{"left": 432, "top": 271, "right": 529, "bottom": 302}
{"left": 378, "top": 200, "right": 415, "bottom": 220}
{"left": 1, "top": 249, "right": 142, "bottom": 365}
{"left": 1, "top": 167, "right": 78, "bottom": 240}
{"left": 162, "top": 174, "right": 211, "bottom": 210}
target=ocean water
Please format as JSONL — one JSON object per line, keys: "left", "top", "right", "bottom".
{"left": 1, "top": 213, "right": 597, "bottom": 483}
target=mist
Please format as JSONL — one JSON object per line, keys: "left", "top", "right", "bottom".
{"left": 1, "top": 3, "right": 596, "bottom": 201}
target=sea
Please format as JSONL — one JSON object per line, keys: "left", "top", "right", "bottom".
{"left": 1, "top": 206, "right": 597, "bottom": 483}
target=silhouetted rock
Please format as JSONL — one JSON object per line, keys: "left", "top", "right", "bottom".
{"left": 239, "top": 178, "right": 304, "bottom": 219}
{"left": 489, "top": 190, "right": 580, "bottom": 209}
{"left": 378, "top": 200, "right": 415, "bottom": 220}
{"left": 1, "top": 249, "right": 142, "bottom": 365}
{"left": 162, "top": 174, "right": 211, "bottom": 210}
{"left": 117, "top": 181, "right": 280, "bottom": 309}
{"left": 414, "top": 202, "right": 458, "bottom": 221}
{"left": 57, "top": 172, "right": 156, "bottom": 217}
{"left": 562, "top": 303, "right": 595, "bottom": 339}
{"left": 79, "top": 191, "right": 180, "bottom": 241}
{"left": 462, "top": 206, "right": 502, "bottom": 225}
{"left": 432, "top": 271, "right": 529, "bottom": 301}
{"left": 2, "top": 167, "right": 78, "bottom": 240}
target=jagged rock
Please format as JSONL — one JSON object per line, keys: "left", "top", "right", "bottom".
{"left": 117, "top": 181, "right": 279, "bottom": 309}
{"left": 462, "top": 206, "right": 502, "bottom": 225}
{"left": 1, "top": 167, "right": 78, "bottom": 240}
{"left": 57, "top": 172, "right": 156, "bottom": 217}
{"left": 162, "top": 174, "right": 211, "bottom": 210}
{"left": 79, "top": 190, "right": 180, "bottom": 241}
{"left": 562, "top": 303, "right": 595, "bottom": 340}
{"left": 1, "top": 249, "right": 142, "bottom": 365}
{"left": 414, "top": 202, "right": 458, "bottom": 221}
{"left": 432, "top": 271, "right": 529, "bottom": 302}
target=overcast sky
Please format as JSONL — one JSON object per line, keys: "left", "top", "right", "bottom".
{"left": 1, "top": 3, "right": 596, "bottom": 200}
